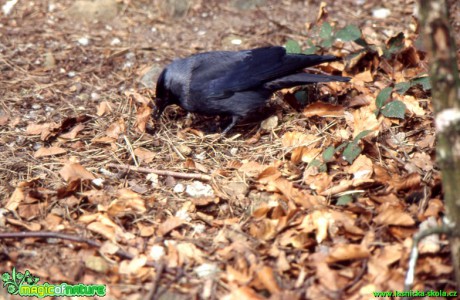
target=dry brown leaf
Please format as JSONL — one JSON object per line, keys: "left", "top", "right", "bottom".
{"left": 128, "top": 91, "right": 151, "bottom": 105}
{"left": 34, "top": 146, "right": 67, "bottom": 158}
{"left": 87, "top": 221, "right": 118, "bottom": 242}
{"left": 249, "top": 219, "right": 277, "bottom": 240}
{"left": 134, "top": 147, "right": 155, "bottom": 163}
{"left": 0, "top": 114, "right": 9, "bottom": 126}
{"left": 5, "top": 187, "right": 25, "bottom": 211}
{"left": 254, "top": 265, "right": 281, "bottom": 294}
{"left": 351, "top": 70, "right": 374, "bottom": 83}
{"left": 257, "top": 166, "right": 282, "bottom": 184}
{"left": 119, "top": 255, "right": 147, "bottom": 274}
{"left": 238, "top": 161, "right": 267, "bottom": 177}
{"left": 401, "top": 95, "right": 425, "bottom": 116}
{"left": 298, "top": 209, "right": 331, "bottom": 243}
{"left": 327, "top": 243, "right": 370, "bottom": 263}
{"left": 291, "top": 146, "right": 322, "bottom": 164}
{"left": 374, "top": 203, "right": 415, "bottom": 226}
{"left": 59, "top": 163, "right": 96, "bottom": 182}
{"left": 96, "top": 101, "right": 114, "bottom": 116}
{"left": 158, "top": 216, "right": 185, "bottom": 236}
{"left": 106, "top": 118, "right": 126, "bottom": 138}
{"left": 6, "top": 218, "right": 41, "bottom": 231}
{"left": 410, "top": 152, "right": 433, "bottom": 172}
{"left": 222, "top": 286, "right": 265, "bottom": 300}
{"left": 273, "top": 177, "right": 323, "bottom": 208}
{"left": 91, "top": 136, "right": 116, "bottom": 144}
{"left": 176, "top": 242, "right": 206, "bottom": 264}
{"left": 135, "top": 104, "right": 152, "bottom": 132}
{"left": 26, "top": 122, "right": 57, "bottom": 135}
{"left": 350, "top": 106, "right": 380, "bottom": 139}
{"left": 316, "top": 262, "right": 338, "bottom": 290}
{"left": 375, "top": 244, "right": 403, "bottom": 266}
{"left": 303, "top": 102, "right": 345, "bottom": 117}
{"left": 394, "top": 172, "right": 421, "bottom": 191}
{"left": 348, "top": 154, "right": 373, "bottom": 179}
{"left": 60, "top": 123, "right": 85, "bottom": 139}
{"left": 137, "top": 222, "right": 155, "bottom": 237}
{"left": 85, "top": 255, "right": 110, "bottom": 274}
{"left": 108, "top": 189, "right": 146, "bottom": 217}
{"left": 281, "top": 131, "right": 318, "bottom": 148}
{"left": 422, "top": 257, "right": 454, "bottom": 276}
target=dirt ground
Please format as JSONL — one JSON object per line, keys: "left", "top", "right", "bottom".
{"left": 0, "top": 0, "right": 458, "bottom": 299}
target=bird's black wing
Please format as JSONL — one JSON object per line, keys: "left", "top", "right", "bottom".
{"left": 190, "top": 46, "right": 339, "bottom": 99}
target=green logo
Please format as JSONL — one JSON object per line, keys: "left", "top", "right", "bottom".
{"left": 2, "top": 267, "right": 106, "bottom": 298}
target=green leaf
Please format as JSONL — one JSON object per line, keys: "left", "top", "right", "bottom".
{"left": 395, "top": 82, "right": 411, "bottom": 94}
{"left": 318, "top": 163, "right": 328, "bottom": 173}
{"left": 336, "top": 25, "right": 362, "bottom": 42}
{"left": 343, "top": 142, "right": 362, "bottom": 164}
{"left": 320, "top": 38, "right": 333, "bottom": 48}
{"left": 353, "top": 130, "right": 373, "bottom": 143}
{"left": 411, "top": 76, "right": 431, "bottom": 91}
{"left": 384, "top": 32, "right": 405, "bottom": 58}
{"left": 322, "top": 146, "right": 335, "bottom": 162}
{"left": 308, "top": 159, "right": 322, "bottom": 168}
{"left": 304, "top": 47, "right": 317, "bottom": 55}
{"left": 335, "top": 142, "right": 348, "bottom": 152}
{"left": 320, "top": 22, "right": 333, "bottom": 39}
{"left": 376, "top": 87, "right": 393, "bottom": 109}
{"left": 336, "top": 194, "right": 353, "bottom": 206}
{"left": 354, "top": 38, "right": 369, "bottom": 48}
{"left": 285, "top": 39, "right": 302, "bottom": 54}
{"left": 381, "top": 100, "right": 406, "bottom": 119}
{"left": 294, "top": 90, "right": 308, "bottom": 105}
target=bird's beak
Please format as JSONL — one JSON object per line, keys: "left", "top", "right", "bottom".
{"left": 152, "top": 98, "right": 166, "bottom": 120}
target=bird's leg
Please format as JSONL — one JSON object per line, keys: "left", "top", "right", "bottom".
{"left": 221, "top": 115, "right": 239, "bottom": 135}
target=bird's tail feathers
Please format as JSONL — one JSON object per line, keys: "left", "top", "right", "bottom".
{"left": 265, "top": 73, "right": 350, "bottom": 90}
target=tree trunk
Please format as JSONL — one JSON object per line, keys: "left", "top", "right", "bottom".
{"left": 419, "top": 0, "right": 460, "bottom": 287}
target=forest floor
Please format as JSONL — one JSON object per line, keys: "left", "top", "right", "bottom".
{"left": 0, "top": 0, "right": 459, "bottom": 299}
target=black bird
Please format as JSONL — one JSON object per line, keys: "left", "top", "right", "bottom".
{"left": 153, "top": 46, "right": 350, "bottom": 135}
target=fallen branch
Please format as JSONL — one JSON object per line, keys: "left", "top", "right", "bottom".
{"left": 106, "top": 163, "right": 212, "bottom": 181}
{"left": 0, "top": 231, "right": 159, "bottom": 267}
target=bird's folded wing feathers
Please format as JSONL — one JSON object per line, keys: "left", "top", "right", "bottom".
{"left": 190, "top": 46, "right": 341, "bottom": 99}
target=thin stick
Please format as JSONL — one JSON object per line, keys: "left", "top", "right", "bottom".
{"left": 0, "top": 231, "right": 159, "bottom": 267}
{"left": 106, "top": 163, "right": 211, "bottom": 181}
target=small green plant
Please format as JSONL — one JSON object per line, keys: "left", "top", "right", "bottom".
{"left": 320, "top": 130, "right": 373, "bottom": 165}
{"left": 375, "top": 87, "right": 406, "bottom": 119}
{"left": 395, "top": 75, "right": 432, "bottom": 94}
{"left": 285, "top": 23, "right": 363, "bottom": 54}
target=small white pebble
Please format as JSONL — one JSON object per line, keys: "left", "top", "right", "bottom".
{"left": 185, "top": 181, "right": 214, "bottom": 197}
{"left": 92, "top": 178, "right": 104, "bottom": 187}
{"left": 195, "top": 151, "right": 206, "bottom": 160}
{"left": 194, "top": 263, "right": 220, "bottom": 278}
{"left": 48, "top": 3, "right": 56, "bottom": 12}
{"left": 149, "top": 245, "right": 165, "bottom": 261}
{"left": 175, "top": 210, "right": 191, "bottom": 222}
{"left": 77, "top": 37, "right": 90, "bottom": 46}
{"left": 173, "top": 183, "right": 185, "bottom": 193}
{"left": 67, "top": 71, "right": 76, "bottom": 78}
{"left": 193, "top": 223, "right": 206, "bottom": 234}
{"left": 231, "top": 39, "right": 242, "bottom": 45}
{"left": 372, "top": 8, "right": 391, "bottom": 19}
{"left": 90, "top": 92, "right": 100, "bottom": 101}
{"left": 2, "top": 0, "right": 18, "bottom": 16}
{"left": 110, "top": 38, "right": 121, "bottom": 46}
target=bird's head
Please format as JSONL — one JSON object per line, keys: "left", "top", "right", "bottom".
{"left": 153, "top": 68, "right": 171, "bottom": 120}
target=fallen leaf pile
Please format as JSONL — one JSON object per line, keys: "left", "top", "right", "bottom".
{"left": 0, "top": 0, "right": 456, "bottom": 299}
